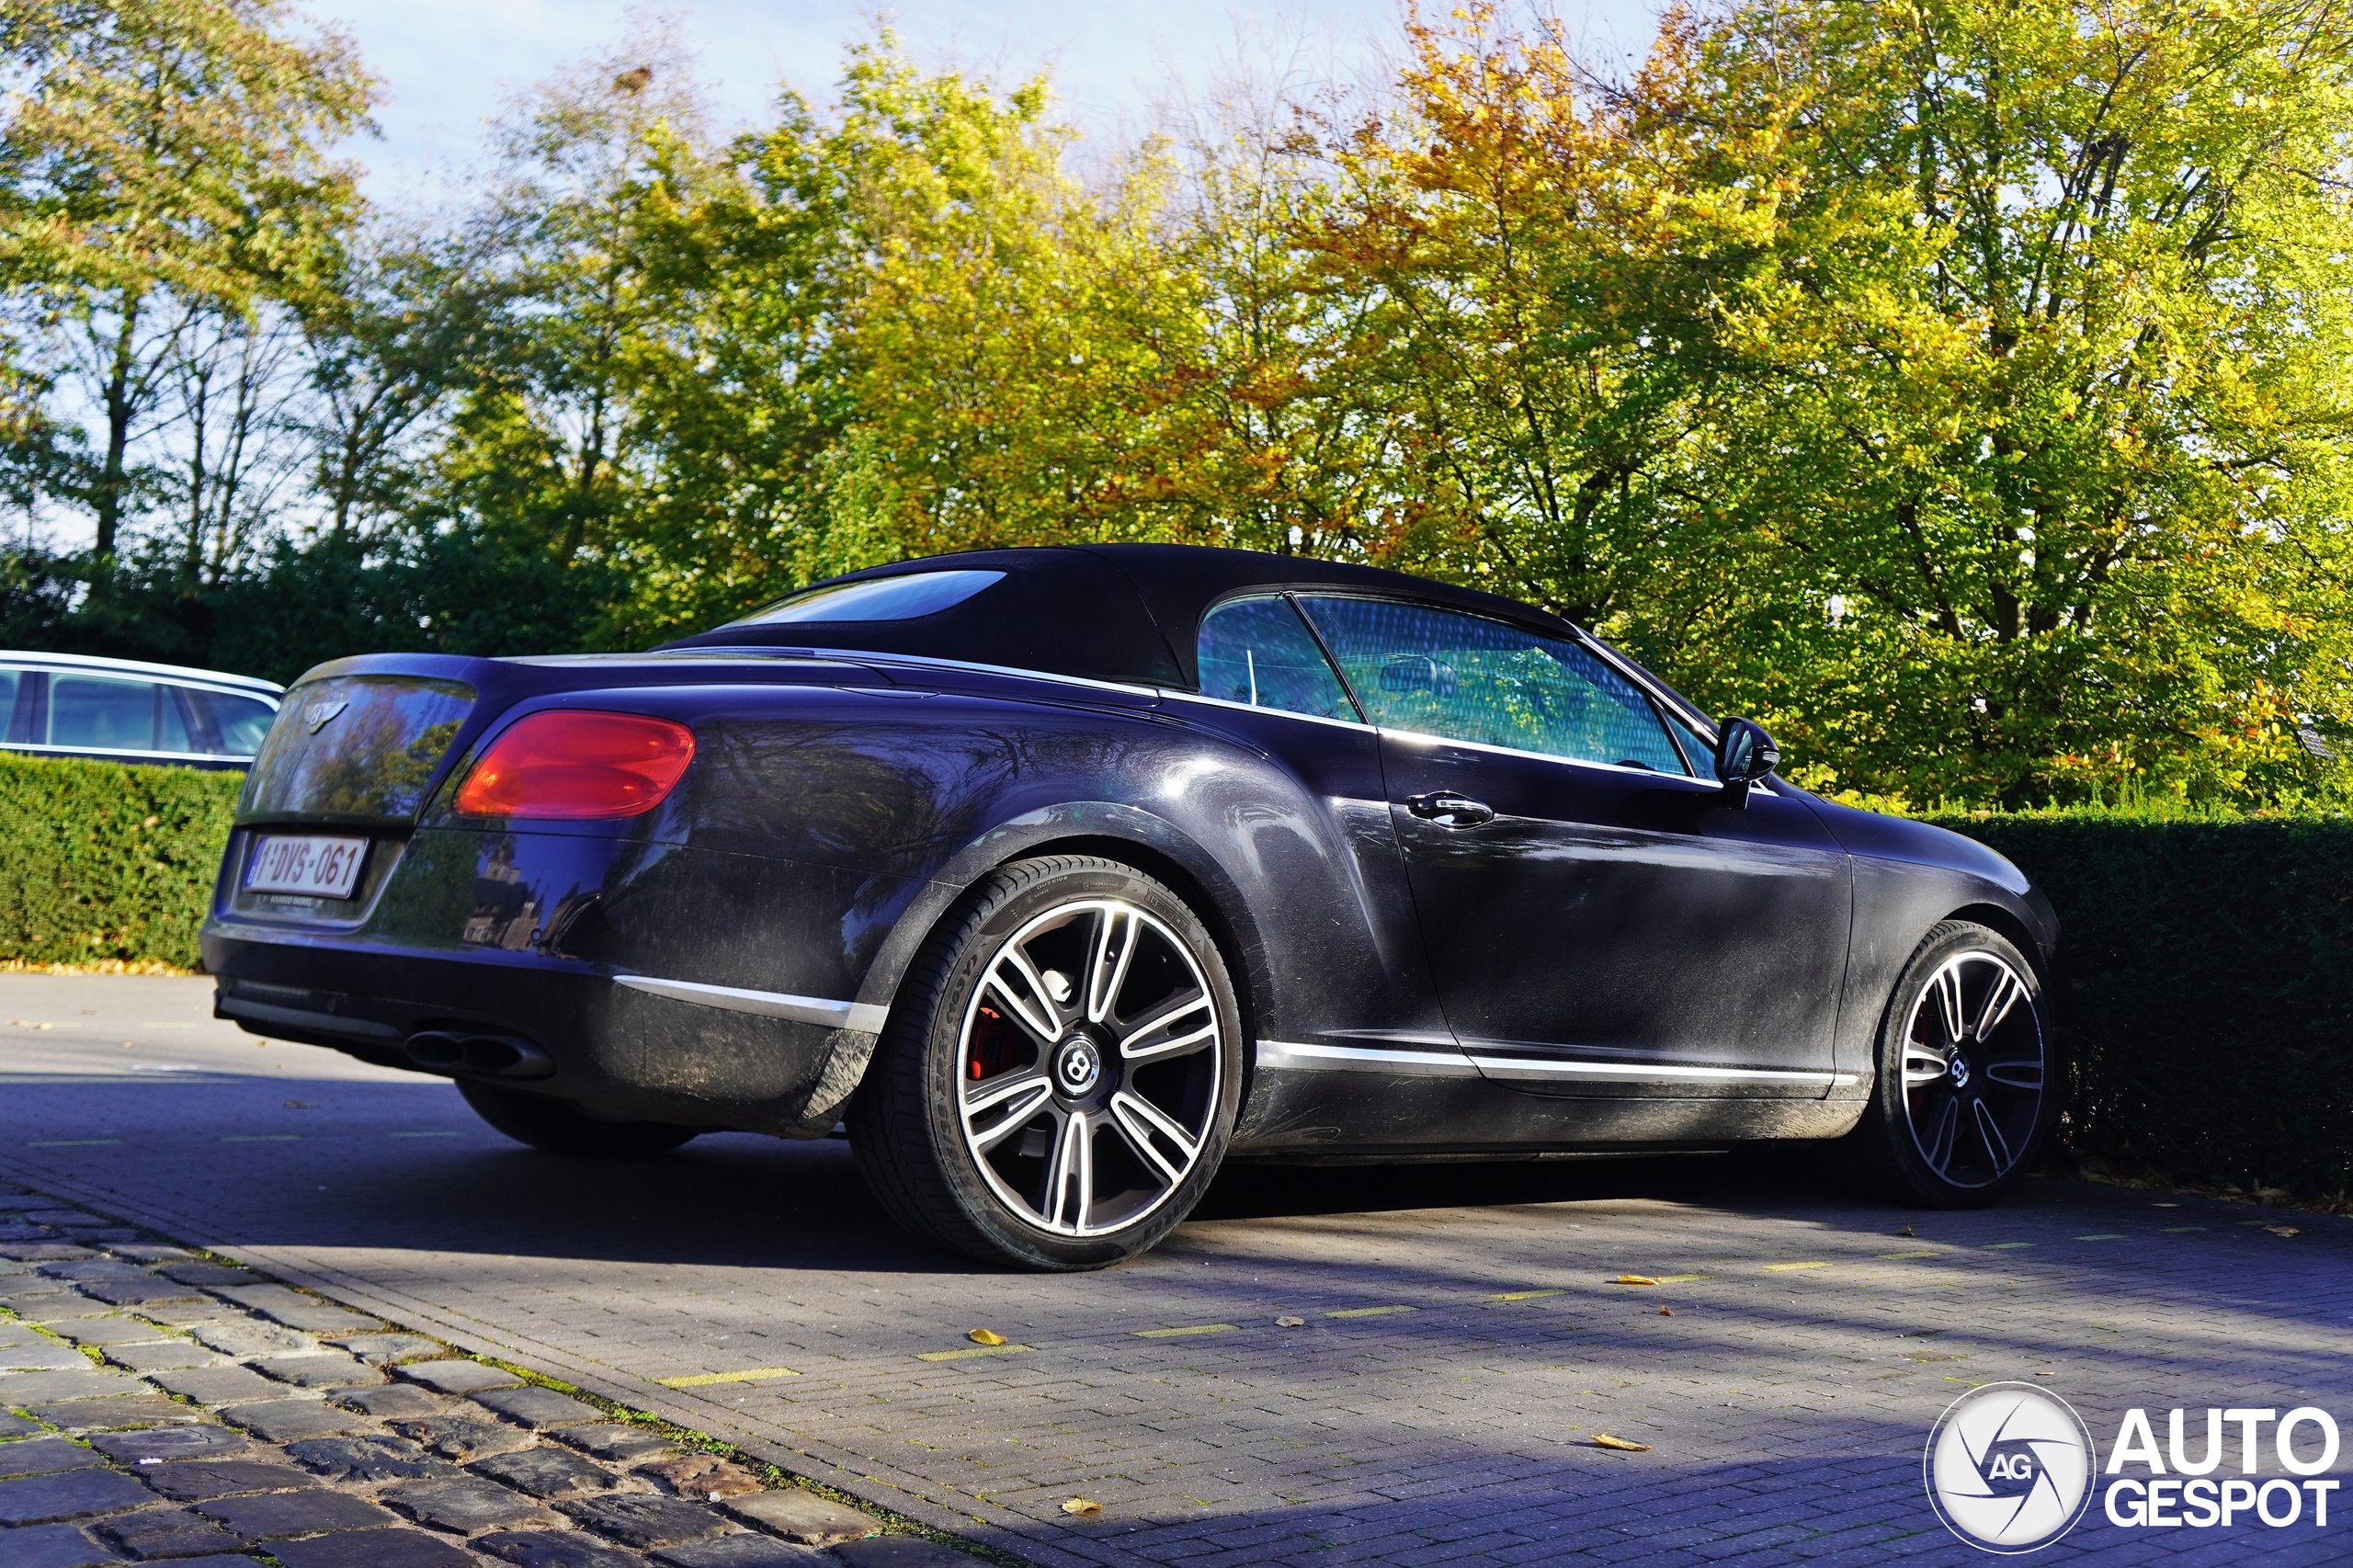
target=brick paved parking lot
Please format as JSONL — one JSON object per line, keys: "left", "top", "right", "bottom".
{"left": 2, "top": 972, "right": 2348, "bottom": 1567}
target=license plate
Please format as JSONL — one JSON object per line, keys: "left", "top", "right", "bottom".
{"left": 244, "top": 835, "right": 369, "bottom": 899}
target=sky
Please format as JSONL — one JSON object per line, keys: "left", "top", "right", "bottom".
{"left": 307, "top": 0, "right": 1672, "bottom": 203}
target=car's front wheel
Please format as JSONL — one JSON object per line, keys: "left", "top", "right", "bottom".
{"left": 1847, "top": 920, "right": 2056, "bottom": 1207}
{"left": 457, "top": 1081, "right": 702, "bottom": 1157}
{"left": 848, "top": 855, "right": 1244, "bottom": 1269}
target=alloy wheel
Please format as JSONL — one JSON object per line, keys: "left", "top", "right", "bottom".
{"left": 956, "top": 897, "right": 1223, "bottom": 1236}
{"left": 1899, "top": 951, "right": 2045, "bottom": 1189}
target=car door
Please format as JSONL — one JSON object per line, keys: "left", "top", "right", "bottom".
{"left": 1187, "top": 594, "right": 1468, "bottom": 1071}
{"left": 1296, "top": 596, "right": 1853, "bottom": 1097}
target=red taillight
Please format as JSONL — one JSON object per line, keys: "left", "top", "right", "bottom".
{"left": 452, "top": 710, "right": 696, "bottom": 820}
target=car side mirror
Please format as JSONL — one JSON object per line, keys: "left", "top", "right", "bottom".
{"left": 1712, "top": 717, "right": 1780, "bottom": 808}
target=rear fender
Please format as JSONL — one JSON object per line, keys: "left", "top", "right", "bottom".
{"left": 846, "top": 799, "right": 1270, "bottom": 1055}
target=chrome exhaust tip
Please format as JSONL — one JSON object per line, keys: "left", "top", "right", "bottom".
{"left": 404, "top": 1029, "right": 552, "bottom": 1080}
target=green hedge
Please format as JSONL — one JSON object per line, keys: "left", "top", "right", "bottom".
{"left": 1931, "top": 813, "right": 2353, "bottom": 1199}
{"left": 0, "top": 751, "right": 242, "bottom": 970}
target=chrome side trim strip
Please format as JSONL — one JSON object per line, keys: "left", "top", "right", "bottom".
{"left": 615, "top": 976, "right": 887, "bottom": 1034}
{"left": 1466, "top": 1051, "right": 1854, "bottom": 1086}
{"left": 801, "top": 648, "right": 1161, "bottom": 699}
{"left": 1326, "top": 1028, "right": 1462, "bottom": 1049}
{"left": 1256, "top": 1039, "right": 1480, "bottom": 1078}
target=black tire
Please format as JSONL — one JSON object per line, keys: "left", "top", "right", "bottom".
{"left": 458, "top": 1080, "right": 701, "bottom": 1157}
{"left": 1844, "top": 920, "right": 2057, "bottom": 1208}
{"left": 847, "top": 855, "right": 1245, "bottom": 1270}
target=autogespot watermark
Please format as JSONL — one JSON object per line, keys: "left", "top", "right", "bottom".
{"left": 1926, "top": 1383, "right": 2097, "bottom": 1551}
{"left": 1925, "top": 1385, "right": 2344, "bottom": 1552}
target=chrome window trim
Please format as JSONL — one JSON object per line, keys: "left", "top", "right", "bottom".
{"left": 506, "top": 653, "right": 880, "bottom": 671}
{"left": 613, "top": 974, "right": 887, "bottom": 1035}
{"left": 1156, "top": 687, "right": 1373, "bottom": 733}
{"left": 0, "top": 653, "right": 282, "bottom": 697}
{"left": 1377, "top": 725, "right": 1773, "bottom": 793}
{"left": 1256, "top": 1039, "right": 1480, "bottom": 1078}
{"left": 1, "top": 741, "right": 259, "bottom": 765}
{"left": 759, "top": 647, "right": 1163, "bottom": 700}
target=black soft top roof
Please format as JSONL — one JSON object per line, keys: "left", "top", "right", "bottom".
{"left": 661, "top": 544, "right": 1588, "bottom": 691}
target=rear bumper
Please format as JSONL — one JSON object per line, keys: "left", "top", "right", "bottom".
{"left": 203, "top": 820, "right": 924, "bottom": 1135}
{"left": 202, "top": 928, "right": 874, "bottom": 1140}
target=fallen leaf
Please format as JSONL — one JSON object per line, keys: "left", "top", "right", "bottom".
{"left": 1594, "top": 1433, "right": 1652, "bottom": 1452}
{"left": 2265, "top": 1225, "right": 2300, "bottom": 1237}
{"left": 1063, "top": 1497, "right": 1102, "bottom": 1517}
{"left": 967, "top": 1328, "right": 1007, "bottom": 1346}
{"left": 1608, "top": 1275, "right": 1660, "bottom": 1287}
{"left": 1659, "top": 1307, "right": 1674, "bottom": 1317}
{"left": 1275, "top": 1315, "right": 1304, "bottom": 1327}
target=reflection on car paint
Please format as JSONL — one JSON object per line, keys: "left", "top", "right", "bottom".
{"left": 464, "top": 837, "right": 539, "bottom": 949}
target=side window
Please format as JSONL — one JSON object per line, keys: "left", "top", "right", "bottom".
{"left": 183, "top": 688, "right": 276, "bottom": 756}
{"left": 49, "top": 675, "right": 162, "bottom": 752}
{"left": 0, "top": 669, "right": 19, "bottom": 742}
{"left": 1296, "top": 597, "right": 1691, "bottom": 776}
{"left": 1195, "top": 596, "right": 1358, "bottom": 722}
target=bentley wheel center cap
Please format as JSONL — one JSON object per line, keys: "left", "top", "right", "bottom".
{"left": 1054, "top": 1037, "right": 1104, "bottom": 1096}
{"left": 1949, "top": 1054, "right": 1972, "bottom": 1089}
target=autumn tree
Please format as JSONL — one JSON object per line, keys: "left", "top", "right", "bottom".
{"left": 1301, "top": 1, "right": 2353, "bottom": 806}
{"left": 1634, "top": 0, "right": 2353, "bottom": 805}
{"left": 298, "top": 230, "right": 494, "bottom": 541}
{"left": 0, "top": 0, "right": 375, "bottom": 558}
{"left": 1292, "top": 6, "right": 1783, "bottom": 625}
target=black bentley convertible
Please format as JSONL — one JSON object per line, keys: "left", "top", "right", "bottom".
{"left": 203, "top": 546, "right": 2058, "bottom": 1268}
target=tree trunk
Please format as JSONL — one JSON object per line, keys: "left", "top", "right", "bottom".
{"left": 94, "top": 298, "right": 144, "bottom": 561}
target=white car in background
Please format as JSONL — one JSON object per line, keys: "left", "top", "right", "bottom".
{"left": 0, "top": 652, "right": 282, "bottom": 770}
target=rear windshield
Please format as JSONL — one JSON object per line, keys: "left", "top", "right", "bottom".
{"left": 731, "top": 570, "right": 1006, "bottom": 626}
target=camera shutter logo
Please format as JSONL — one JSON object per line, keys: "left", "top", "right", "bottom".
{"left": 1926, "top": 1382, "right": 2097, "bottom": 1552}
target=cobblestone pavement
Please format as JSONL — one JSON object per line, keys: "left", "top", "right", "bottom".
{"left": 2, "top": 972, "right": 2349, "bottom": 1568}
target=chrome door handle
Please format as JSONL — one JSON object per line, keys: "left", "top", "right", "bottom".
{"left": 1404, "top": 792, "right": 1495, "bottom": 828}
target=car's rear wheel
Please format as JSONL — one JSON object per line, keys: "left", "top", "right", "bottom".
{"left": 1847, "top": 920, "right": 2055, "bottom": 1207}
{"left": 848, "top": 855, "right": 1243, "bottom": 1269}
{"left": 457, "top": 1080, "right": 702, "bottom": 1157}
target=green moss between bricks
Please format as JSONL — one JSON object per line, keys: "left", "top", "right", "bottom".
{"left": 0, "top": 750, "right": 241, "bottom": 970}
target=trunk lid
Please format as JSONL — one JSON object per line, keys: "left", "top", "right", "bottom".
{"left": 240, "top": 672, "right": 478, "bottom": 825}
